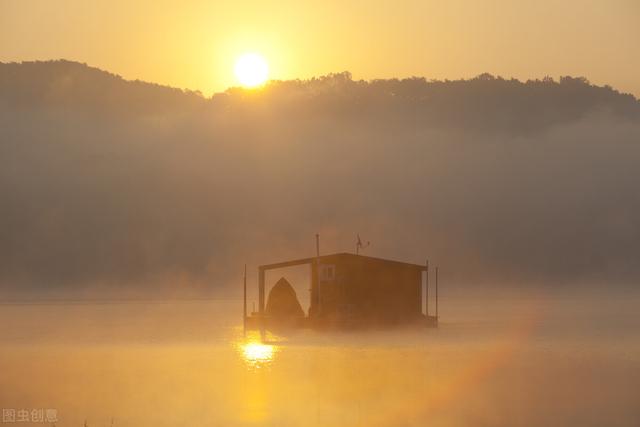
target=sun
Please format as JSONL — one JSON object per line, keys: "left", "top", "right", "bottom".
{"left": 234, "top": 53, "right": 269, "bottom": 88}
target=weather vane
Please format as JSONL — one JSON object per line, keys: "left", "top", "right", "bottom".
{"left": 356, "top": 234, "right": 370, "bottom": 255}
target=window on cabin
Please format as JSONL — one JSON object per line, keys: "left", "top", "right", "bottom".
{"left": 320, "top": 264, "right": 336, "bottom": 282}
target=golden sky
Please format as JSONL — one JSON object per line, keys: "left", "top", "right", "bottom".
{"left": 1, "top": 0, "right": 639, "bottom": 96}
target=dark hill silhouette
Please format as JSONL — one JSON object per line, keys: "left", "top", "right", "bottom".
{"left": 223, "top": 72, "right": 640, "bottom": 133}
{"left": 1, "top": 61, "right": 638, "bottom": 132}
{"left": 0, "top": 60, "right": 205, "bottom": 115}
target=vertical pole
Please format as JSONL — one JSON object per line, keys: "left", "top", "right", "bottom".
{"left": 258, "top": 267, "right": 266, "bottom": 341}
{"left": 310, "top": 260, "right": 318, "bottom": 317}
{"left": 243, "top": 264, "right": 247, "bottom": 336}
{"left": 315, "top": 234, "right": 321, "bottom": 315}
{"left": 435, "top": 266, "right": 439, "bottom": 319}
{"left": 425, "top": 259, "right": 429, "bottom": 317}
{"left": 258, "top": 267, "right": 265, "bottom": 313}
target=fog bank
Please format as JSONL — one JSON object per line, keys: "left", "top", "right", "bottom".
{"left": 1, "top": 60, "right": 640, "bottom": 293}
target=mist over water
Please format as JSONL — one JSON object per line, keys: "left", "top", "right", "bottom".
{"left": 1, "top": 289, "right": 638, "bottom": 427}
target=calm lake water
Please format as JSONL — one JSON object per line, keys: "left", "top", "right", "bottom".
{"left": 0, "top": 290, "right": 638, "bottom": 427}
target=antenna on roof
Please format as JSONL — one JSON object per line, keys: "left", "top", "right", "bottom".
{"left": 356, "top": 234, "right": 370, "bottom": 255}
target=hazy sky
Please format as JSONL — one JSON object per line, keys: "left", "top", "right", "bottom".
{"left": 1, "top": 0, "right": 639, "bottom": 95}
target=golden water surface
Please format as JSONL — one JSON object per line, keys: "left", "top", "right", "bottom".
{"left": 0, "top": 292, "right": 638, "bottom": 427}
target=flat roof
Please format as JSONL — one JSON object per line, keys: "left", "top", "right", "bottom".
{"left": 259, "top": 252, "right": 426, "bottom": 270}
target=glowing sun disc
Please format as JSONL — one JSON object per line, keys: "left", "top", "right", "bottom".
{"left": 234, "top": 53, "right": 269, "bottom": 87}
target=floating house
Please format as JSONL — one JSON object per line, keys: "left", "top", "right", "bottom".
{"left": 244, "top": 251, "right": 439, "bottom": 330}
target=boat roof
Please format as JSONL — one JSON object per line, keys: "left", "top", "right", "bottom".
{"left": 259, "top": 252, "right": 426, "bottom": 270}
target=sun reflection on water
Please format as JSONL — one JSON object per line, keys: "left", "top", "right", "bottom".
{"left": 243, "top": 342, "right": 274, "bottom": 364}
{"left": 239, "top": 332, "right": 279, "bottom": 369}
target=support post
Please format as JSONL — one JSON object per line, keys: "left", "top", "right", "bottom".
{"left": 258, "top": 267, "right": 266, "bottom": 341}
{"left": 243, "top": 264, "right": 247, "bottom": 336}
{"left": 425, "top": 259, "right": 429, "bottom": 317}
{"left": 315, "top": 233, "right": 321, "bottom": 315}
{"left": 435, "top": 266, "right": 439, "bottom": 319}
{"left": 258, "top": 267, "right": 265, "bottom": 313}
